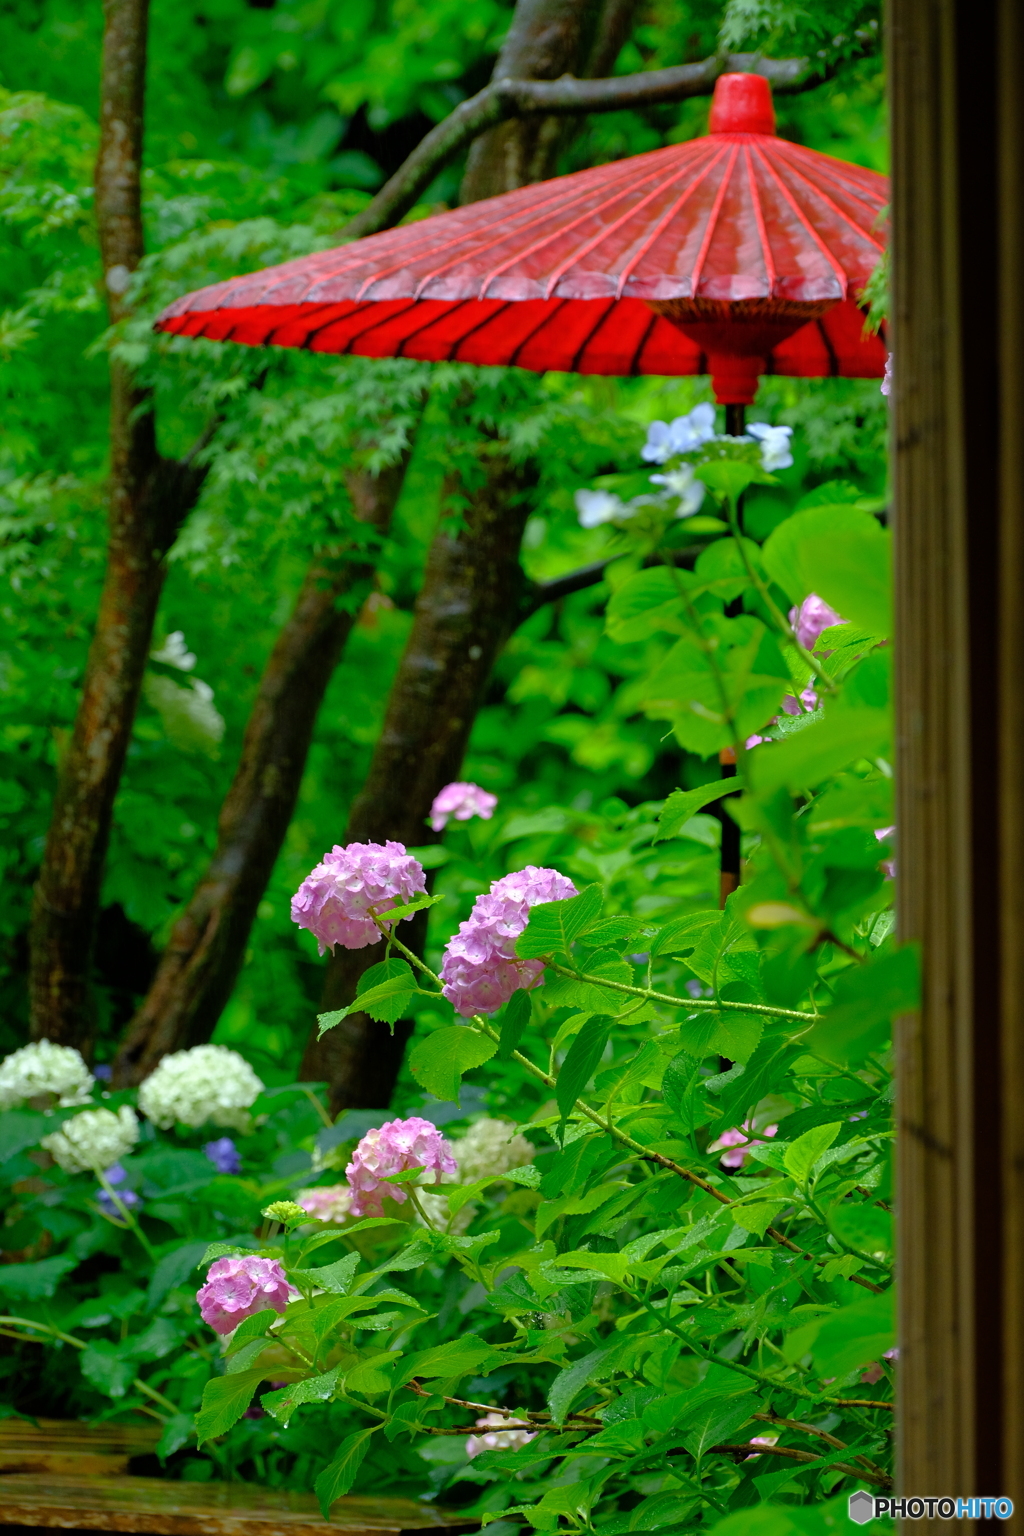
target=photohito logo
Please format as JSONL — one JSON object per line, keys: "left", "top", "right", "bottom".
{"left": 849, "top": 1492, "right": 1013, "bottom": 1522}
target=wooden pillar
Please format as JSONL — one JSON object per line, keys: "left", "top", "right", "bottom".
{"left": 890, "top": 0, "right": 1024, "bottom": 1516}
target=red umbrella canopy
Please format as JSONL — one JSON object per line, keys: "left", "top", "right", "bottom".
{"left": 157, "top": 74, "right": 887, "bottom": 404}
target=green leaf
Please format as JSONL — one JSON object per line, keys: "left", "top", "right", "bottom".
{"left": 261, "top": 1367, "right": 341, "bottom": 1426}
{"left": 376, "top": 893, "right": 444, "bottom": 923}
{"left": 606, "top": 567, "right": 690, "bottom": 643}
{"left": 314, "top": 1427, "right": 377, "bottom": 1515}
{"left": 498, "top": 989, "right": 532, "bottom": 1060}
{"left": 762, "top": 505, "right": 892, "bottom": 637}
{"left": 547, "top": 1341, "right": 625, "bottom": 1424}
{"left": 394, "top": 1338, "right": 503, "bottom": 1387}
{"left": 0, "top": 1109, "right": 47, "bottom": 1164}
{"left": 556, "top": 1016, "right": 612, "bottom": 1123}
{"left": 408, "top": 1025, "right": 497, "bottom": 1101}
{"left": 806, "top": 946, "right": 919, "bottom": 1065}
{"left": 80, "top": 1341, "right": 135, "bottom": 1400}
{"left": 155, "top": 1414, "right": 193, "bottom": 1461}
{"left": 679, "top": 1391, "right": 759, "bottom": 1462}
{"left": 195, "top": 1367, "right": 269, "bottom": 1445}
{"left": 317, "top": 961, "right": 417, "bottom": 1035}
{"left": 729, "top": 1201, "right": 787, "bottom": 1238}
{"left": 225, "top": 1335, "right": 278, "bottom": 1374}
{"left": 0, "top": 1254, "right": 76, "bottom": 1299}
{"left": 288, "top": 1251, "right": 361, "bottom": 1295}
{"left": 748, "top": 703, "right": 891, "bottom": 796}
{"left": 224, "top": 1309, "right": 277, "bottom": 1353}
{"left": 656, "top": 781, "right": 741, "bottom": 843}
{"left": 650, "top": 910, "right": 720, "bottom": 958}
{"left": 696, "top": 459, "right": 774, "bottom": 498}
{"left": 515, "top": 884, "right": 603, "bottom": 959}
{"left": 783, "top": 1123, "right": 841, "bottom": 1184}
{"left": 828, "top": 1202, "right": 893, "bottom": 1264}
{"left": 810, "top": 1289, "right": 894, "bottom": 1378}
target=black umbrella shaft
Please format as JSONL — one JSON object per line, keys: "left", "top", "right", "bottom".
{"left": 719, "top": 403, "right": 745, "bottom": 905}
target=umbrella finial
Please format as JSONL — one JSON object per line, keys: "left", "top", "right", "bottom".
{"left": 709, "top": 73, "right": 776, "bottom": 136}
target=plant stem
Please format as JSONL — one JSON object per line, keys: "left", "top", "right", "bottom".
{"left": 95, "top": 1166, "right": 157, "bottom": 1259}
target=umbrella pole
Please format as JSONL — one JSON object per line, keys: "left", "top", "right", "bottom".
{"left": 719, "top": 403, "right": 745, "bottom": 906}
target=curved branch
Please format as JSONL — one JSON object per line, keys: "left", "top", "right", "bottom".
{"left": 343, "top": 50, "right": 849, "bottom": 240}
{"left": 518, "top": 547, "right": 700, "bottom": 620}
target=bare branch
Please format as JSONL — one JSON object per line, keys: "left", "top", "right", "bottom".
{"left": 343, "top": 51, "right": 846, "bottom": 240}
{"left": 519, "top": 547, "right": 699, "bottom": 620}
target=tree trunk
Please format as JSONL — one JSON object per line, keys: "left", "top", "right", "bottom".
{"left": 110, "top": 455, "right": 413, "bottom": 1085}
{"left": 28, "top": 0, "right": 207, "bottom": 1053}
{"left": 300, "top": 0, "right": 627, "bottom": 1114}
{"left": 459, "top": 0, "right": 603, "bottom": 204}
{"left": 299, "top": 444, "right": 536, "bottom": 1110}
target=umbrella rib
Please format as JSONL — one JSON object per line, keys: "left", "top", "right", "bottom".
{"left": 817, "top": 315, "right": 841, "bottom": 375}
{"left": 466, "top": 149, "right": 716, "bottom": 300}
{"left": 301, "top": 299, "right": 420, "bottom": 350}
{"left": 610, "top": 151, "right": 729, "bottom": 299}
{"left": 567, "top": 300, "right": 618, "bottom": 372}
{"left": 769, "top": 141, "right": 888, "bottom": 220}
{"left": 630, "top": 309, "right": 661, "bottom": 374}
{"left": 762, "top": 144, "right": 886, "bottom": 253}
{"left": 744, "top": 145, "right": 777, "bottom": 292}
{"left": 382, "top": 152, "right": 678, "bottom": 302}
{"left": 518, "top": 145, "right": 728, "bottom": 301}
{"left": 748, "top": 145, "right": 848, "bottom": 290}
{"left": 689, "top": 142, "right": 740, "bottom": 295}
{"left": 507, "top": 299, "right": 571, "bottom": 366}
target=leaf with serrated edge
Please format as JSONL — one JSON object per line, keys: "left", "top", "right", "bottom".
{"left": 515, "top": 884, "right": 603, "bottom": 959}
{"left": 314, "top": 1428, "right": 377, "bottom": 1516}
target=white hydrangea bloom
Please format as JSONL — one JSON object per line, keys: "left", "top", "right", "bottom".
{"left": 648, "top": 462, "right": 707, "bottom": 517}
{"left": 453, "top": 1117, "right": 534, "bottom": 1182}
{"left": 0, "top": 1041, "right": 94, "bottom": 1110}
{"left": 466, "top": 1412, "right": 536, "bottom": 1458}
{"left": 414, "top": 1117, "right": 534, "bottom": 1233}
{"left": 747, "top": 422, "right": 794, "bottom": 471}
{"left": 41, "top": 1106, "right": 139, "bottom": 1174}
{"left": 137, "top": 1044, "right": 264, "bottom": 1130}
{"left": 641, "top": 403, "right": 717, "bottom": 463}
{"left": 574, "top": 488, "right": 631, "bottom": 529}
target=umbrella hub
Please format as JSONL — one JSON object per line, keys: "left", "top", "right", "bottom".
{"left": 708, "top": 72, "right": 777, "bottom": 136}
{"left": 649, "top": 296, "right": 838, "bottom": 405}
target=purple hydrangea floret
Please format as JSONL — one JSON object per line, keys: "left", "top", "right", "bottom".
{"left": 196, "top": 1255, "right": 298, "bottom": 1335}
{"left": 96, "top": 1163, "right": 142, "bottom": 1219}
{"left": 440, "top": 866, "right": 578, "bottom": 1017}
{"left": 290, "top": 840, "right": 427, "bottom": 953}
{"left": 789, "top": 594, "right": 844, "bottom": 651}
{"left": 345, "top": 1116, "right": 457, "bottom": 1219}
{"left": 204, "top": 1136, "right": 241, "bottom": 1175}
{"left": 430, "top": 781, "right": 498, "bottom": 832}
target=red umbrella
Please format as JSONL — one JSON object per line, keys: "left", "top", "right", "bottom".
{"left": 156, "top": 74, "right": 887, "bottom": 405}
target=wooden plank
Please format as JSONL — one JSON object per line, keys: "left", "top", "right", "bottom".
{"left": 0, "top": 1475, "right": 478, "bottom": 1536}
{"left": 0, "top": 1420, "right": 161, "bottom": 1476}
{"left": 890, "top": 0, "right": 1024, "bottom": 1515}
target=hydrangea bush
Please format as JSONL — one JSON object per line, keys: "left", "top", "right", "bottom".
{"left": 0, "top": 415, "right": 901, "bottom": 1534}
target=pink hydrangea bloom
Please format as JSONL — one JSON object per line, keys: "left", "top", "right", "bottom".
{"left": 780, "top": 684, "right": 818, "bottom": 717}
{"left": 789, "top": 594, "right": 844, "bottom": 651}
{"left": 345, "top": 1116, "right": 457, "bottom": 1219}
{"left": 297, "top": 1185, "right": 352, "bottom": 1223}
{"left": 881, "top": 353, "right": 892, "bottom": 397}
{"left": 196, "top": 1256, "right": 298, "bottom": 1335}
{"left": 430, "top": 782, "right": 498, "bottom": 832}
{"left": 290, "top": 841, "right": 426, "bottom": 953}
{"left": 466, "top": 1412, "right": 536, "bottom": 1458}
{"left": 875, "top": 825, "right": 896, "bottom": 880}
{"left": 440, "top": 866, "right": 578, "bottom": 1017}
{"left": 708, "top": 1120, "right": 779, "bottom": 1170}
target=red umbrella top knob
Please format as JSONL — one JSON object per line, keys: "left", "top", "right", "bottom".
{"left": 708, "top": 72, "right": 777, "bottom": 135}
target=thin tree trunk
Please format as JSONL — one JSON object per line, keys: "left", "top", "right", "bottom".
{"left": 28, "top": 0, "right": 208, "bottom": 1053}
{"left": 301, "top": 0, "right": 609, "bottom": 1113}
{"left": 300, "top": 444, "right": 536, "bottom": 1110}
{"left": 459, "top": 0, "right": 602, "bottom": 204}
{"left": 110, "top": 455, "right": 413, "bottom": 1085}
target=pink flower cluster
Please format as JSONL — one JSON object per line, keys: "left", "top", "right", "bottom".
{"left": 430, "top": 781, "right": 498, "bottom": 832}
{"left": 790, "top": 593, "right": 843, "bottom": 651}
{"left": 290, "top": 840, "right": 426, "bottom": 953}
{"left": 297, "top": 1185, "right": 352, "bottom": 1223}
{"left": 440, "top": 866, "right": 578, "bottom": 1017}
{"left": 345, "top": 1116, "right": 457, "bottom": 1219}
{"left": 196, "top": 1255, "right": 298, "bottom": 1335}
{"left": 708, "top": 1120, "right": 779, "bottom": 1170}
